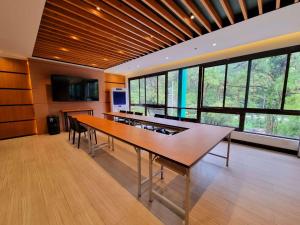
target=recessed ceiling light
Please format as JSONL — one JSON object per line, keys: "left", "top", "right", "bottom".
{"left": 91, "top": 63, "right": 97, "bottom": 66}
{"left": 60, "top": 47, "right": 69, "bottom": 52}
{"left": 118, "top": 50, "right": 124, "bottom": 54}
{"left": 190, "top": 14, "right": 195, "bottom": 20}
{"left": 212, "top": 43, "right": 217, "bottom": 47}
{"left": 70, "top": 35, "right": 79, "bottom": 40}
{"left": 96, "top": 6, "right": 101, "bottom": 11}
{"left": 53, "top": 56, "right": 60, "bottom": 59}
{"left": 103, "top": 58, "right": 108, "bottom": 61}
{"left": 165, "top": 56, "right": 169, "bottom": 59}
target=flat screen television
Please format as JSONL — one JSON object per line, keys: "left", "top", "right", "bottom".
{"left": 51, "top": 75, "right": 99, "bottom": 101}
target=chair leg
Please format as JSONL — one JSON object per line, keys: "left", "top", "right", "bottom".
{"left": 94, "top": 130, "right": 97, "bottom": 144}
{"left": 68, "top": 129, "right": 71, "bottom": 141}
{"left": 78, "top": 132, "right": 81, "bottom": 149}
{"left": 73, "top": 130, "right": 76, "bottom": 144}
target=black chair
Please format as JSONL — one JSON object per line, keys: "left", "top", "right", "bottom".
{"left": 165, "top": 115, "right": 180, "bottom": 120}
{"left": 134, "top": 112, "right": 143, "bottom": 116}
{"left": 181, "top": 117, "right": 198, "bottom": 123}
{"left": 120, "top": 110, "right": 126, "bottom": 113}
{"left": 126, "top": 111, "right": 134, "bottom": 114}
{"left": 72, "top": 117, "right": 97, "bottom": 149}
{"left": 154, "top": 114, "right": 165, "bottom": 118}
{"left": 68, "top": 116, "right": 75, "bottom": 141}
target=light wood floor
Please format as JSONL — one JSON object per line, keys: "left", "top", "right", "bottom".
{"left": 1, "top": 133, "right": 299, "bottom": 225}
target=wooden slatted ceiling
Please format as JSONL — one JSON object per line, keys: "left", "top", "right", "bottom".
{"left": 33, "top": 0, "right": 299, "bottom": 69}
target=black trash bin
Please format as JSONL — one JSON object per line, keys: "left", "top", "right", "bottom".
{"left": 47, "top": 115, "right": 60, "bottom": 135}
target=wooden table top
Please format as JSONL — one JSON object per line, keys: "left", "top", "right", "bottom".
{"left": 75, "top": 114, "right": 234, "bottom": 168}
{"left": 104, "top": 112, "right": 197, "bottom": 130}
{"left": 61, "top": 108, "right": 93, "bottom": 113}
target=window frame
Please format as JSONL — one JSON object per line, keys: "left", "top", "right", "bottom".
{"left": 128, "top": 45, "right": 300, "bottom": 140}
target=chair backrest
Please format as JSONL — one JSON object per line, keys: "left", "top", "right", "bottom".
{"left": 165, "top": 115, "right": 180, "bottom": 120}
{"left": 134, "top": 112, "right": 143, "bottom": 116}
{"left": 120, "top": 110, "right": 126, "bottom": 113}
{"left": 68, "top": 116, "right": 75, "bottom": 129}
{"left": 181, "top": 117, "right": 198, "bottom": 123}
{"left": 154, "top": 114, "right": 165, "bottom": 118}
{"left": 126, "top": 111, "right": 134, "bottom": 114}
{"left": 72, "top": 118, "right": 82, "bottom": 132}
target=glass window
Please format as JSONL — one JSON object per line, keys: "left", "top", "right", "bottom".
{"left": 130, "top": 79, "right": 139, "bottom": 104}
{"left": 167, "top": 108, "right": 178, "bottom": 117}
{"left": 158, "top": 75, "right": 165, "bottom": 105}
{"left": 203, "top": 65, "right": 226, "bottom": 107}
{"left": 147, "top": 107, "right": 165, "bottom": 116}
{"left": 140, "top": 78, "right": 145, "bottom": 104}
{"left": 167, "top": 70, "right": 179, "bottom": 107}
{"left": 248, "top": 55, "right": 287, "bottom": 109}
{"left": 181, "top": 67, "right": 199, "bottom": 108}
{"left": 146, "top": 76, "right": 157, "bottom": 104}
{"left": 180, "top": 109, "right": 197, "bottom": 119}
{"left": 245, "top": 113, "right": 300, "bottom": 139}
{"left": 201, "top": 112, "right": 240, "bottom": 128}
{"left": 225, "top": 61, "right": 248, "bottom": 108}
{"left": 285, "top": 52, "right": 300, "bottom": 110}
{"left": 130, "top": 106, "right": 145, "bottom": 114}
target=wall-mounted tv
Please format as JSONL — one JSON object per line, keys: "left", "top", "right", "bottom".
{"left": 51, "top": 75, "right": 99, "bottom": 101}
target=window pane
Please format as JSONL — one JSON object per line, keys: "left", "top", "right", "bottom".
{"left": 285, "top": 52, "right": 300, "bottom": 110}
{"left": 248, "top": 55, "right": 287, "bottom": 109}
{"left": 167, "top": 70, "right": 179, "bottom": 107}
{"left": 201, "top": 112, "right": 240, "bottom": 128}
{"left": 147, "top": 107, "right": 165, "bottom": 116}
{"left": 167, "top": 108, "right": 178, "bottom": 117}
{"left": 140, "top": 78, "right": 145, "bottom": 104}
{"left": 158, "top": 75, "right": 165, "bottom": 105}
{"left": 146, "top": 76, "right": 157, "bottom": 104}
{"left": 225, "top": 61, "right": 248, "bottom": 108}
{"left": 130, "top": 79, "right": 139, "bottom": 104}
{"left": 181, "top": 67, "right": 199, "bottom": 108}
{"left": 203, "top": 65, "right": 226, "bottom": 107}
{"left": 130, "top": 106, "right": 145, "bottom": 115}
{"left": 180, "top": 109, "right": 197, "bottom": 119}
{"left": 245, "top": 113, "right": 300, "bottom": 139}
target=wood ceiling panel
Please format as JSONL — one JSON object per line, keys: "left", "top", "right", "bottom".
{"left": 33, "top": 0, "right": 298, "bottom": 69}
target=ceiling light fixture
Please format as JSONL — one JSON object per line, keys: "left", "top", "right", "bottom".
{"left": 212, "top": 43, "right": 217, "bottom": 47}
{"left": 103, "top": 58, "right": 108, "bottom": 61}
{"left": 96, "top": 6, "right": 101, "bottom": 11}
{"left": 190, "top": 14, "right": 195, "bottom": 20}
{"left": 60, "top": 47, "right": 69, "bottom": 52}
{"left": 165, "top": 56, "right": 169, "bottom": 59}
{"left": 70, "top": 35, "right": 79, "bottom": 40}
{"left": 53, "top": 56, "right": 60, "bottom": 59}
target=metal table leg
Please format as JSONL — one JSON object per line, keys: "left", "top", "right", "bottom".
{"left": 226, "top": 133, "right": 231, "bottom": 167}
{"left": 149, "top": 152, "right": 153, "bottom": 202}
{"left": 135, "top": 147, "right": 142, "bottom": 197}
{"left": 184, "top": 168, "right": 191, "bottom": 225}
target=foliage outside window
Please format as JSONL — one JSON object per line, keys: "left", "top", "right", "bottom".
{"left": 203, "top": 65, "right": 226, "bottom": 107}
{"left": 225, "top": 61, "right": 248, "bottom": 108}
{"left": 248, "top": 55, "right": 287, "bottom": 109}
{"left": 158, "top": 75, "right": 165, "bottom": 105}
{"left": 146, "top": 76, "right": 157, "bottom": 104}
{"left": 130, "top": 106, "right": 145, "bottom": 114}
{"left": 167, "top": 70, "right": 179, "bottom": 107}
{"left": 245, "top": 113, "right": 300, "bottom": 139}
{"left": 140, "top": 78, "right": 145, "bottom": 104}
{"left": 130, "top": 79, "right": 139, "bottom": 104}
{"left": 201, "top": 112, "right": 240, "bottom": 128}
{"left": 285, "top": 52, "right": 300, "bottom": 110}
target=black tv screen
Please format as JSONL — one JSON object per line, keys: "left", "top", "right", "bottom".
{"left": 113, "top": 92, "right": 126, "bottom": 105}
{"left": 51, "top": 75, "right": 99, "bottom": 101}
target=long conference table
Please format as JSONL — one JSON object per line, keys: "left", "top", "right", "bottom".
{"left": 75, "top": 112, "right": 234, "bottom": 225}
